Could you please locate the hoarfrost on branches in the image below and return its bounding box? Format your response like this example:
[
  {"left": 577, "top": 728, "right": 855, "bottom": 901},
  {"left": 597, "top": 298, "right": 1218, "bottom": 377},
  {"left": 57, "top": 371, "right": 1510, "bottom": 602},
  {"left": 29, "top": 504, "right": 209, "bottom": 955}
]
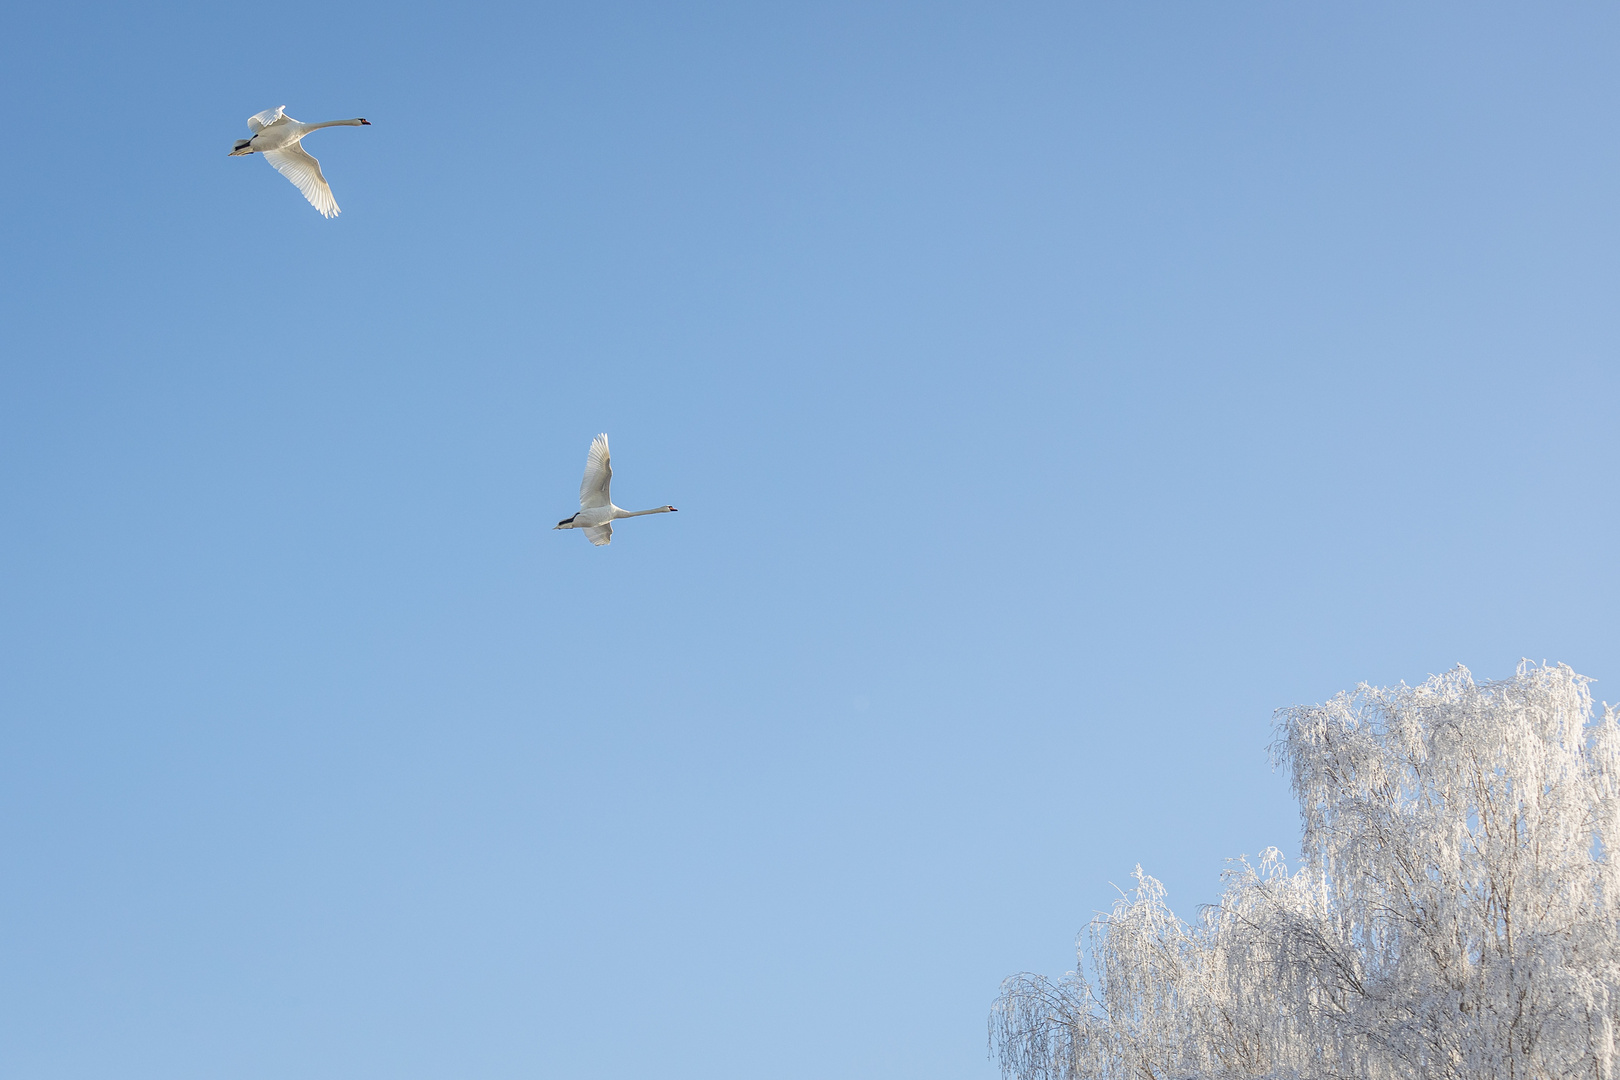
[{"left": 991, "top": 663, "right": 1620, "bottom": 1080}]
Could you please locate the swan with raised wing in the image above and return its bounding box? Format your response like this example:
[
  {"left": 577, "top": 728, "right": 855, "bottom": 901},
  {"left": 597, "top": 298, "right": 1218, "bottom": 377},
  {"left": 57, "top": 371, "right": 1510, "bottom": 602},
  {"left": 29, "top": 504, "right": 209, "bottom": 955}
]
[
  {"left": 555, "top": 434, "right": 677, "bottom": 546},
  {"left": 229, "top": 106, "right": 370, "bottom": 218}
]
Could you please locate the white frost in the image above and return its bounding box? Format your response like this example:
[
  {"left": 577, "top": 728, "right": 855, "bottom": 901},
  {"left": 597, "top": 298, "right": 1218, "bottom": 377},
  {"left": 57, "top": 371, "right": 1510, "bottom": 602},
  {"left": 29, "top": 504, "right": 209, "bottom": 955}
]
[{"left": 992, "top": 663, "right": 1620, "bottom": 1080}]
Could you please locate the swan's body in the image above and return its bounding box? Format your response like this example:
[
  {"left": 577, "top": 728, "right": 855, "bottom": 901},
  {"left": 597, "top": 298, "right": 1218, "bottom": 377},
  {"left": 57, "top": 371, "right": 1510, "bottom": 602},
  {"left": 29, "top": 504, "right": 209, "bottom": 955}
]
[
  {"left": 229, "top": 106, "right": 370, "bottom": 218},
  {"left": 555, "top": 434, "right": 677, "bottom": 546}
]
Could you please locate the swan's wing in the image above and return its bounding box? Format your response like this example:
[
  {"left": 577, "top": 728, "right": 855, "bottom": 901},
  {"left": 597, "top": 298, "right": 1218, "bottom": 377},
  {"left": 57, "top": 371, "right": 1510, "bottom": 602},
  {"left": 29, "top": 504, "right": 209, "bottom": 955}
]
[
  {"left": 579, "top": 434, "right": 612, "bottom": 509},
  {"left": 584, "top": 523, "right": 613, "bottom": 546},
  {"left": 262, "top": 144, "right": 340, "bottom": 218},
  {"left": 246, "top": 105, "right": 289, "bottom": 133}
]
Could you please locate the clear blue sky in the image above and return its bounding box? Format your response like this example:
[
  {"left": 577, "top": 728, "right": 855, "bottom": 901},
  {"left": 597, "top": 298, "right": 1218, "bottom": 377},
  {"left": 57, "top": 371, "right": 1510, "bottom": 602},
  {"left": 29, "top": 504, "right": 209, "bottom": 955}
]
[{"left": 3, "top": 3, "right": 1619, "bottom": 1077}]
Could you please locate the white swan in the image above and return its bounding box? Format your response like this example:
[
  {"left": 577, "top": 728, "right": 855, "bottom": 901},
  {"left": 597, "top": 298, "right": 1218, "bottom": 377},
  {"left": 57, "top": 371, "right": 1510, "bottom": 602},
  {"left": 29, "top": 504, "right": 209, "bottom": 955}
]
[
  {"left": 554, "top": 434, "right": 677, "bottom": 546},
  {"left": 229, "top": 106, "right": 370, "bottom": 218}
]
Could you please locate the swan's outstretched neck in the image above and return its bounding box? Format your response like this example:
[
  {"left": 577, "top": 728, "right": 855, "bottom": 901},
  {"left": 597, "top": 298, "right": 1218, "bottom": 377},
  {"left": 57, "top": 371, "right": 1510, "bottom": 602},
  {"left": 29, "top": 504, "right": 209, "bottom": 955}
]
[
  {"left": 617, "top": 505, "right": 678, "bottom": 518},
  {"left": 305, "top": 118, "right": 371, "bottom": 130}
]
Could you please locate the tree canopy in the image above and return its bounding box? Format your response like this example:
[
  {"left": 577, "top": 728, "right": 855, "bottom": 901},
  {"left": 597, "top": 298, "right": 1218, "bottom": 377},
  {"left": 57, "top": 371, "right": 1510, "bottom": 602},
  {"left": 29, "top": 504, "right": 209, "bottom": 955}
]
[{"left": 992, "top": 663, "right": 1620, "bottom": 1080}]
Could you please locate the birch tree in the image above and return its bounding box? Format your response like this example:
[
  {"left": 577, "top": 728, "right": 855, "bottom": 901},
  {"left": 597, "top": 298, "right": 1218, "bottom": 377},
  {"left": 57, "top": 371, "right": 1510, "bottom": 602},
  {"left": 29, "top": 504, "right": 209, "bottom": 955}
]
[{"left": 991, "top": 663, "right": 1620, "bottom": 1080}]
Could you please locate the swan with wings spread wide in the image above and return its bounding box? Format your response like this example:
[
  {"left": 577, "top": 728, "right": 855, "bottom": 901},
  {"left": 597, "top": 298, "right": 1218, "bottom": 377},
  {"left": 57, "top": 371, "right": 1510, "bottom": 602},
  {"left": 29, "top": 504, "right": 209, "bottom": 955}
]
[
  {"left": 555, "top": 434, "right": 677, "bottom": 546},
  {"left": 229, "top": 106, "right": 370, "bottom": 218}
]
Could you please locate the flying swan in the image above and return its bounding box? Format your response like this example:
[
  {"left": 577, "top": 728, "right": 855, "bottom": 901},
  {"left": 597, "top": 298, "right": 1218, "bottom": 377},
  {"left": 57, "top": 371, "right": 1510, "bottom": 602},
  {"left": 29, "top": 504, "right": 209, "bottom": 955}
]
[
  {"left": 229, "top": 106, "right": 370, "bottom": 218},
  {"left": 555, "top": 434, "right": 677, "bottom": 546}
]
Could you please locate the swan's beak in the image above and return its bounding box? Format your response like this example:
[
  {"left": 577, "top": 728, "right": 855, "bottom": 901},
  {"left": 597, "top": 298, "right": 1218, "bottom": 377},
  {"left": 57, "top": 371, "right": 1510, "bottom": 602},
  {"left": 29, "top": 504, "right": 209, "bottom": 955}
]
[{"left": 360, "top": 119, "right": 371, "bottom": 125}]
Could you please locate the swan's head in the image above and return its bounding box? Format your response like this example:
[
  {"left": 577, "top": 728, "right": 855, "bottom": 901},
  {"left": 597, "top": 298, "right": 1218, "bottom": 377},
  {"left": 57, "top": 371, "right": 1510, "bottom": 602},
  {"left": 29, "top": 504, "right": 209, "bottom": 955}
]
[
  {"left": 229, "top": 139, "right": 253, "bottom": 156},
  {"left": 554, "top": 514, "right": 578, "bottom": 530}
]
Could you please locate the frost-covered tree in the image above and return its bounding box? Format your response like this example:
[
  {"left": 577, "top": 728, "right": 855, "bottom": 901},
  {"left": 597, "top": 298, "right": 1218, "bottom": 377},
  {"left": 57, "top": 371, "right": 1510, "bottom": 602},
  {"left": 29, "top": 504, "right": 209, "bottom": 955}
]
[{"left": 991, "top": 663, "right": 1620, "bottom": 1080}]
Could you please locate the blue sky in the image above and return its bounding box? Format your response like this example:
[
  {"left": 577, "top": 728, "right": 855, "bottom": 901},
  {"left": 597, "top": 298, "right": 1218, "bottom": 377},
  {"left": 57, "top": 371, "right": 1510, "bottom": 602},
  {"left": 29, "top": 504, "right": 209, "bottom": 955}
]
[{"left": 4, "top": 3, "right": 1620, "bottom": 1077}]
